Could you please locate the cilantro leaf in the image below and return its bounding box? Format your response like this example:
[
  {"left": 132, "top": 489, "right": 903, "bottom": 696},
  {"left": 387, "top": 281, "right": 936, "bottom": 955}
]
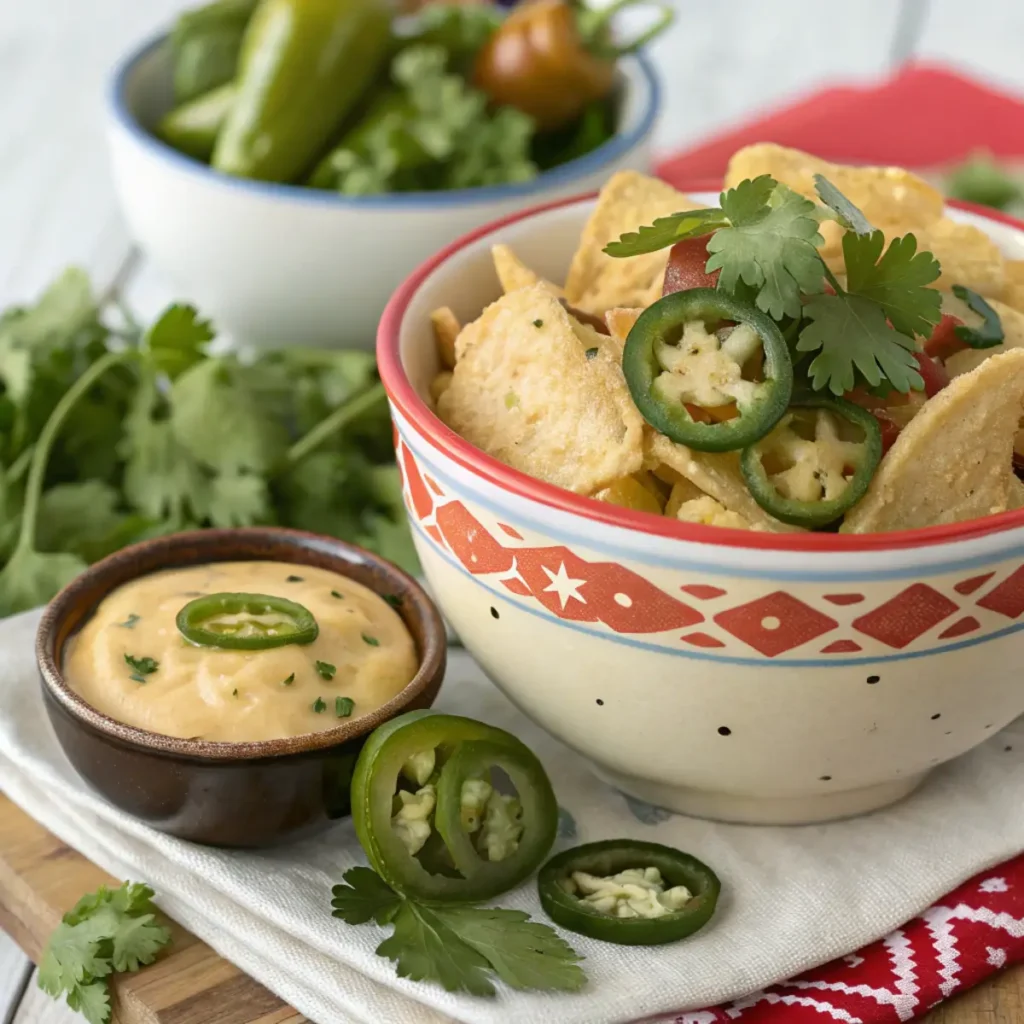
[
  {"left": 124, "top": 654, "right": 158, "bottom": 676},
  {"left": 143, "top": 303, "right": 214, "bottom": 380},
  {"left": 951, "top": 284, "right": 1005, "bottom": 348},
  {"left": 432, "top": 906, "right": 586, "bottom": 993},
  {"left": 206, "top": 470, "right": 272, "bottom": 528},
  {"left": 66, "top": 981, "right": 111, "bottom": 1024},
  {"left": 171, "top": 357, "right": 287, "bottom": 475},
  {"left": 331, "top": 867, "right": 403, "bottom": 925},
  {"left": 706, "top": 177, "right": 825, "bottom": 319},
  {"left": 603, "top": 208, "right": 730, "bottom": 258},
  {"left": 843, "top": 231, "right": 942, "bottom": 337},
  {"left": 378, "top": 901, "right": 497, "bottom": 997},
  {"left": 0, "top": 547, "right": 86, "bottom": 617},
  {"left": 813, "top": 174, "right": 874, "bottom": 235},
  {"left": 38, "top": 881, "right": 170, "bottom": 1024},
  {"left": 797, "top": 292, "right": 924, "bottom": 395},
  {"left": 36, "top": 482, "right": 151, "bottom": 563}
]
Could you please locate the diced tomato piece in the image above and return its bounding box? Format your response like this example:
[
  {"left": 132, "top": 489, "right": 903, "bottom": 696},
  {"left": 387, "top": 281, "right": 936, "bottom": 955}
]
[
  {"left": 663, "top": 235, "right": 719, "bottom": 295},
  {"left": 914, "top": 351, "right": 950, "bottom": 398},
  {"left": 924, "top": 314, "right": 968, "bottom": 361}
]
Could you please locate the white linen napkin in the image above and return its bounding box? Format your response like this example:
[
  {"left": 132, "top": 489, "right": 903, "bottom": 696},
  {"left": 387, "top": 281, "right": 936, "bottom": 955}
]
[{"left": 2, "top": 607, "right": 1023, "bottom": 1024}]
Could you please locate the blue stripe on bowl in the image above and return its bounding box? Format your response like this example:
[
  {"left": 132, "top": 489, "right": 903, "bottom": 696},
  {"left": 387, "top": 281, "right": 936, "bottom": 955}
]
[
  {"left": 411, "top": 518, "right": 1024, "bottom": 667},
  {"left": 107, "top": 32, "right": 661, "bottom": 209}
]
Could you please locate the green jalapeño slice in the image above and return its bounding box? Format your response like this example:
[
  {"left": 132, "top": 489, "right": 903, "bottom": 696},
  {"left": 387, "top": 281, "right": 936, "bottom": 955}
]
[
  {"left": 351, "top": 711, "right": 558, "bottom": 903},
  {"left": 622, "top": 288, "right": 793, "bottom": 452},
  {"left": 176, "top": 592, "right": 319, "bottom": 650},
  {"left": 740, "top": 394, "right": 883, "bottom": 528}
]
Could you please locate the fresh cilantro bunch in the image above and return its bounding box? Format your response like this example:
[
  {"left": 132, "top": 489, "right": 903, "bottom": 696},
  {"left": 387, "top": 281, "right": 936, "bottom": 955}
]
[
  {"left": 332, "top": 867, "right": 586, "bottom": 996},
  {"left": 0, "top": 269, "right": 417, "bottom": 618},
  {"left": 312, "top": 44, "right": 537, "bottom": 195},
  {"left": 38, "top": 881, "right": 171, "bottom": 1024},
  {"left": 605, "top": 174, "right": 945, "bottom": 397}
]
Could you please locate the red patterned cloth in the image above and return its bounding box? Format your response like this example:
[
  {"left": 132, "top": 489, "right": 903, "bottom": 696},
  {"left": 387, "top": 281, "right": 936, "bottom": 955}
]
[{"left": 640, "top": 822, "right": 1024, "bottom": 1022}]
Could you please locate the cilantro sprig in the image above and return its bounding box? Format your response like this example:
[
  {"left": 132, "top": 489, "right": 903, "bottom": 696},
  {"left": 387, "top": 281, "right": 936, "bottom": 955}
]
[
  {"left": 332, "top": 867, "right": 586, "bottom": 996},
  {"left": 0, "top": 271, "right": 419, "bottom": 618},
  {"left": 604, "top": 174, "right": 946, "bottom": 396},
  {"left": 38, "top": 882, "right": 171, "bottom": 1024}
]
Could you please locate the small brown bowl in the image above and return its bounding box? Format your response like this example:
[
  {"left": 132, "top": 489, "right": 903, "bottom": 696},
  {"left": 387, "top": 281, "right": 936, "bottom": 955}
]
[{"left": 36, "top": 528, "right": 446, "bottom": 848}]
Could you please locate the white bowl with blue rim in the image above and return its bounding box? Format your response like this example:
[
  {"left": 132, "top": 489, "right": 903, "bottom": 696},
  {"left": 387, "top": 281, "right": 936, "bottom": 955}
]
[
  {"left": 377, "top": 191, "right": 1024, "bottom": 826},
  {"left": 105, "top": 33, "right": 660, "bottom": 349}
]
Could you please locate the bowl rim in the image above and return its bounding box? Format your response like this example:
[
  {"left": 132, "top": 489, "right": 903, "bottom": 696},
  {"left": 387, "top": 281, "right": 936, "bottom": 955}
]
[
  {"left": 377, "top": 191, "right": 1024, "bottom": 554},
  {"left": 36, "top": 527, "right": 447, "bottom": 762},
  {"left": 107, "top": 31, "right": 660, "bottom": 210}
]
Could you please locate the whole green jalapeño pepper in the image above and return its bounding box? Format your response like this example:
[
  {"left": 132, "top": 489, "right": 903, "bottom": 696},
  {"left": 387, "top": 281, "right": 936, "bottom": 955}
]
[
  {"left": 622, "top": 288, "right": 793, "bottom": 453},
  {"left": 212, "top": 0, "right": 391, "bottom": 183},
  {"left": 351, "top": 711, "right": 558, "bottom": 903},
  {"left": 740, "top": 394, "right": 883, "bottom": 528},
  {"left": 158, "top": 83, "right": 237, "bottom": 162},
  {"left": 538, "top": 839, "right": 721, "bottom": 946},
  {"left": 176, "top": 592, "right": 319, "bottom": 649}
]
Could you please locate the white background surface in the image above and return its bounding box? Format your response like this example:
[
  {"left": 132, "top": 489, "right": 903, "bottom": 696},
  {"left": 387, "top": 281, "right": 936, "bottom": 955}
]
[{"left": 3, "top": 0, "right": 1024, "bottom": 1020}]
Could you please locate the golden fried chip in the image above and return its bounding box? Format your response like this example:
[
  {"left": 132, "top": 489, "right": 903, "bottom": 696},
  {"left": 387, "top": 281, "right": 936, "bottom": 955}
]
[
  {"left": 644, "top": 431, "right": 802, "bottom": 533},
  {"left": 491, "top": 244, "right": 561, "bottom": 296},
  {"left": 429, "top": 371, "right": 452, "bottom": 405},
  {"left": 437, "top": 286, "right": 644, "bottom": 494},
  {"left": 945, "top": 296, "right": 1024, "bottom": 378},
  {"left": 564, "top": 172, "right": 699, "bottom": 315},
  {"left": 1000, "top": 259, "right": 1024, "bottom": 314},
  {"left": 665, "top": 477, "right": 706, "bottom": 517},
  {"left": 842, "top": 349, "right": 1024, "bottom": 533},
  {"left": 915, "top": 218, "right": 1006, "bottom": 297},
  {"left": 675, "top": 495, "right": 754, "bottom": 530},
  {"left": 605, "top": 307, "right": 643, "bottom": 347},
  {"left": 726, "top": 144, "right": 947, "bottom": 262},
  {"left": 430, "top": 307, "right": 461, "bottom": 369}
]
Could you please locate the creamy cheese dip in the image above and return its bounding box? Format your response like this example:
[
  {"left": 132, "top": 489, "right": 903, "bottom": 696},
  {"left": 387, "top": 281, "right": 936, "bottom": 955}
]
[{"left": 64, "top": 561, "right": 418, "bottom": 742}]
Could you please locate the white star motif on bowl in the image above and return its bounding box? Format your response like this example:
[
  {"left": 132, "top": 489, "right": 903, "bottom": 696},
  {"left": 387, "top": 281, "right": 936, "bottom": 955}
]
[
  {"left": 979, "top": 876, "right": 1009, "bottom": 893},
  {"left": 541, "top": 562, "right": 588, "bottom": 609}
]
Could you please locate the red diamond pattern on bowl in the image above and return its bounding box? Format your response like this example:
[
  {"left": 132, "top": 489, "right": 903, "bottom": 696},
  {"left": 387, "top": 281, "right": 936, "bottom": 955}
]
[
  {"left": 823, "top": 593, "right": 865, "bottom": 605},
  {"left": 821, "top": 639, "right": 863, "bottom": 653},
  {"left": 852, "top": 583, "right": 958, "bottom": 648},
  {"left": 954, "top": 572, "right": 995, "bottom": 595},
  {"left": 977, "top": 565, "right": 1024, "bottom": 619},
  {"left": 714, "top": 593, "right": 838, "bottom": 657},
  {"left": 681, "top": 584, "right": 727, "bottom": 600},
  {"left": 681, "top": 631, "right": 726, "bottom": 648},
  {"left": 939, "top": 615, "right": 981, "bottom": 639}
]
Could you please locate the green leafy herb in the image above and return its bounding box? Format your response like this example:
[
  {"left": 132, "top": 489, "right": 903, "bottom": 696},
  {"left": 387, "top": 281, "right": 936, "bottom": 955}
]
[
  {"left": 812, "top": 174, "right": 874, "bottom": 235},
  {"left": 286, "top": 574, "right": 304, "bottom": 582},
  {"left": 603, "top": 208, "right": 730, "bottom": 257},
  {"left": 585, "top": 347, "right": 599, "bottom": 360},
  {"left": 38, "top": 881, "right": 171, "bottom": 1024},
  {"left": 282, "top": 673, "right": 295, "bottom": 686},
  {"left": 951, "top": 284, "right": 1005, "bottom": 348},
  {"left": 118, "top": 614, "right": 140, "bottom": 629},
  {"left": 335, "top": 696, "right": 355, "bottom": 718},
  {"left": 532, "top": 319, "right": 544, "bottom": 328},
  {"left": 382, "top": 593, "right": 401, "bottom": 609},
  {"left": 331, "top": 590, "right": 345, "bottom": 599},
  {"left": 706, "top": 177, "right": 826, "bottom": 319},
  {"left": 945, "top": 151, "right": 1024, "bottom": 212},
  {"left": 362, "top": 633, "right": 380, "bottom": 647},
  {"left": 796, "top": 229, "right": 942, "bottom": 395},
  {"left": 316, "top": 660, "right": 337, "bottom": 680},
  {"left": 398, "top": 3, "right": 502, "bottom": 67},
  {"left": 124, "top": 654, "right": 158, "bottom": 677},
  {"left": 0, "top": 270, "right": 419, "bottom": 620},
  {"left": 331, "top": 868, "right": 585, "bottom": 996},
  {"left": 312, "top": 696, "right": 327, "bottom": 714}
]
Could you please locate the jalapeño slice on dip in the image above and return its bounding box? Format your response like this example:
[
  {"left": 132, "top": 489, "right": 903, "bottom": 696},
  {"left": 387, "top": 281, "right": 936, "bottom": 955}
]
[{"left": 62, "top": 562, "right": 417, "bottom": 743}]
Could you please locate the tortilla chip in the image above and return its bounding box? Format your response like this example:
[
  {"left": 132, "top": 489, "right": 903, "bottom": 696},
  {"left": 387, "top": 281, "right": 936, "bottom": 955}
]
[
  {"left": 675, "top": 495, "right": 754, "bottom": 530},
  {"left": 564, "top": 172, "right": 700, "bottom": 315},
  {"left": 644, "top": 430, "right": 802, "bottom": 533},
  {"left": 1000, "top": 259, "right": 1024, "bottom": 314},
  {"left": 842, "top": 349, "right": 1024, "bottom": 532},
  {"left": 437, "top": 286, "right": 644, "bottom": 494},
  {"left": 665, "top": 477, "right": 706, "bottom": 517},
  {"left": 492, "top": 244, "right": 561, "bottom": 296},
  {"left": 429, "top": 371, "right": 452, "bottom": 404},
  {"left": 914, "top": 218, "right": 1006, "bottom": 297},
  {"left": 945, "top": 296, "right": 1024, "bottom": 379},
  {"left": 606, "top": 307, "right": 644, "bottom": 347},
  {"left": 430, "top": 307, "right": 460, "bottom": 369}
]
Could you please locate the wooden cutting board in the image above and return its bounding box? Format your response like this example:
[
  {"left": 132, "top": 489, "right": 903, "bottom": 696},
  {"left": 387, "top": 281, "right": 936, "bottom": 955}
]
[
  {"left": 0, "top": 794, "right": 305, "bottom": 1024},
  {"left": 1, "top": 792, "right": 1021, "bottom": 1024}
]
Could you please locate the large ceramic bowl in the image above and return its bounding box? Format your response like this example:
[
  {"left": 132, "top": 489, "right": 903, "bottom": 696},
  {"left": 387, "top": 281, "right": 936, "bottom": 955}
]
[
  {"left": 377, "top": 192, "right": 1024, "bottom": 826},
  {"left": 36, "top": 528, "right": 446, "bottom": 847},
  {"left": 105, "top": 33, "right": 659, "bottom": 349}
]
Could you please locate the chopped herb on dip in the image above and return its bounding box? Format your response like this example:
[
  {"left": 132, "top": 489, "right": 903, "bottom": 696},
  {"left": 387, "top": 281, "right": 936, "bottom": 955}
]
[
  {"left": 316, "top": 660, "right": 337, "bottom": 680},
  {"left": 312, "top": 697, "right": 327, "bottom": 714},
  {"left": 336, "top": 696, "right": 355, "bottom": 718}
]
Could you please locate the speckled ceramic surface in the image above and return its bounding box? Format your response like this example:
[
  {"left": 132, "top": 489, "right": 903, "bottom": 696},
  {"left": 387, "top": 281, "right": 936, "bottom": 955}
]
[
  {"left": 36, "top": 528, "right": 447, "bottom": 846},
  {"left": 377, "top": 195, "right": 1024, "bottom": 825}
]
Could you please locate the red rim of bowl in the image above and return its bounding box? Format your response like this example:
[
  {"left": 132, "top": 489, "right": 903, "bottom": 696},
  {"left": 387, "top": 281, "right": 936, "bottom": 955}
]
[{"left": 377, "top": 190, "right": 1024, "bottom": 553}]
